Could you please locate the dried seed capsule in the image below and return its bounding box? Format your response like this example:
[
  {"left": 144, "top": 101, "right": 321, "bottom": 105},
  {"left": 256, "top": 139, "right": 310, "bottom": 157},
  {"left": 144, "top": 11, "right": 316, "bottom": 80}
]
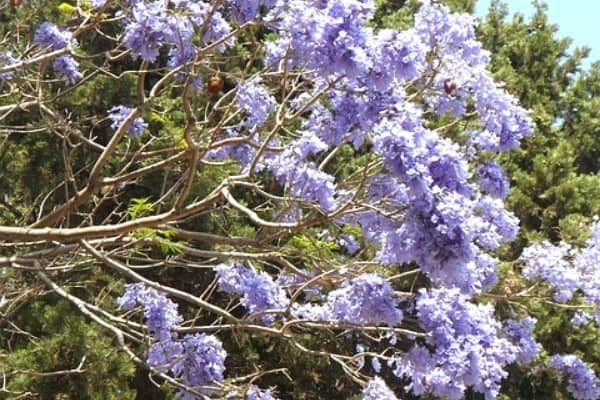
[
  {"left": 443, "top": 78, "right": 457, "bottom": 95},
  {"left": 207, "top": 75, "right": 224, "bottom": 95}
]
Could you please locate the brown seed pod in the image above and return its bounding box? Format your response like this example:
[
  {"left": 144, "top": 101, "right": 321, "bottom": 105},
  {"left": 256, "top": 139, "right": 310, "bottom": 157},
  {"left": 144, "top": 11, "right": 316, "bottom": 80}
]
[
  {"left": 207, "top": 75, "right": 224, "bottom": 95},
  {"left": 9, "top": 0, "right": 22, "bottom": 6},
  {"left": 443, "top": 78, "right": 457, "bottom": 95}
]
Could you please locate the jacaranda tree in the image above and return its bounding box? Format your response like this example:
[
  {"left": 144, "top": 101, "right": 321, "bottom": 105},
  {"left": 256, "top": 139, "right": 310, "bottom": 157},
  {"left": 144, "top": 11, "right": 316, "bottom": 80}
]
[{"left": 0, "top": 0, "right": 599, "bottom": 399}]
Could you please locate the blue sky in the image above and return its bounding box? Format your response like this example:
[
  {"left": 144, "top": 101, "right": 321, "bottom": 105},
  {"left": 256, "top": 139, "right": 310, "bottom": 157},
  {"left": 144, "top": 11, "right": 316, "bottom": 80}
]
[{"left": 475, "top": 0, "right": 599, "bottom": 69}]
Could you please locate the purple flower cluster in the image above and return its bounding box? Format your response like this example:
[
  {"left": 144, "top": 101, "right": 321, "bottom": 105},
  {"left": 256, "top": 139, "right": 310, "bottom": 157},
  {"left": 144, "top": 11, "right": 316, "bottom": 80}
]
[
  {"left": 122, "top": 0, "right": 233, "bottom": 64},
  {"left": 214, "top": 263, "right": 289, "bottom": 324},
  {"left": 362, "top": 377, "right": 398, "bottom": 400},
  {"left": 204, "top": 127, "right": 260, "bottom": 172},
  {"left": 522, "top": 240, "right": 582, "bottom": 300},
  {"left": 123, "top": 1, "right": 174, "bottom": 63},
  {"left": 393, "top": 288, "right": 516, "bottom": 400},
  {"left": 502, "top": 317, "right": 541, "bottom": 363},
  {"left": 339, "top": 234, "right": 360, "bottom": 255},
  {"left": 549, "top": 354, "right": 600, "bottom": 400},
  {"left": 292, "top": 273, "right": 402, "bottom": 327},
  {"left": 52, "top": 56, "right": 83, "bottom": 85},
  {"left": 327, "top": 273, "right": 403, "bottom": 326},
  {"left": 33, "top": 22, "right": 72, "bottom": 50},
  {"left": 522, "top": 219, "right": 600, "bottom": 324},
  {"left": 414, "top": 3, "right": 533, "bottom": 150},
  {"left": 266, "top": 132, "right": 336, "bottom": 211},
  {"left": 246, "top": 385, "right": 280, "bottom": 400},
  {"left": 0, "top": 51, "right": 18, "bottom": 81},
  {"left": 265, "top": 0, "right": 376, "bottom": 78},
  {"left": 573, "top": 222, "right": 600, "bottom": 324},
  {"left": 33, "top": 23, "right": 81, "bottom": 85},
  {"left": 478, "top": 161, "right": 510, "bottom": 199},
  {"left": 107, "top": 105, "right": 148, "bottom": 137},
  {"left": 361, "top": 107, "right": 518, "bottom": 293},
  {"left": 226, "top": 0, "right": 276, "bottom": 24},
  {"left": 118, "top": 282, "right": 182, "bottom": 342},
  {"left": 282, "top": 164, "right": 337, "bottom": 211},
  {"left": 236, "top": 77, "right": 276, "bottom": 128},
  {"left": 118, "top": 283, "right": 226, "bottom": 397},
  {"left": 175, "top": 333, "right": 227, "bottom": 399},
  {"left": 175, "top": 0, "right": 536, "bottom": 306}
]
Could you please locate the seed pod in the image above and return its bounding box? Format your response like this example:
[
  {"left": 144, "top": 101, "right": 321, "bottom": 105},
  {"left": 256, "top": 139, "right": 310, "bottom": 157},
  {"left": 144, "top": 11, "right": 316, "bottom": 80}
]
[
  {"left": 443, "top": 78, "right": 457, "bottom": 95},
  {"left": 207, "top": 75, "right": 224, "bottom": 95},
  {"left": 9, "top": 0, "right": 22, "bottom": 6}
]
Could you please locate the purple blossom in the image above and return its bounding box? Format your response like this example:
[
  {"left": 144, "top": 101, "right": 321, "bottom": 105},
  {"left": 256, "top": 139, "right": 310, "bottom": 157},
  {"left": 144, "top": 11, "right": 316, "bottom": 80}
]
[
  {"left": 119, "top": 284, "right": 227, "bottom": 397},
  {"left": 147, "top": 339, "right": 184, "bottom": 372},
  {"left": 227, "top": 0, "right": 273, "bottom": 24},
  {"left": 339, "top": 234, "right": 360, "bottom": 255},
  {"left": 174, "top": 333, "right": 227, "bottom": 397},
  {"left": 377, "top": 195, "right": 478, "bottom": 292},
  {"left": 394, "top": 288, "right": 517, "bottom": 400},
  {"left": 165, "top": 13, "right": 196, "bottom": 69},
  {"left": 236, "top": 77, "right": 276, "bottom": 128},
  {"left": 204, "top": 128, "right": 259, "bottom": 171},
  {"left": 502, "top": 317, "right": 541, "bottom": 363},
  {"left": 276, "top": 271, "right": 322, "bottom": 298},
  {"left": 290, "top": 302, "right": 332, "bottom": 321},
  {"left": 414, "top": 2, "right": 533, "bottom": 148},
  {"left": 188, "top": 3, "right": 234, "bottom": 50},
  {"left": 52, "top": 55, "right": 82, "bottom": 85},
  {"left": 122, "top": 0, "right": 233, "bottom": 63},
  {"left": 478, "top": 161, "right": 510, "bottom": 199},
  {"left": 362, "top": 377, "right": 398, "bottom": 400},
  {"left": 246, "top": 385, "right": 280, "bottom": 400},
  {"left": 122, "top": 1, "right": 172, "bottom": 62},
  {"left": 107, "top": 105, "right": 148, "bottom": 137},
  {"left": 265, "top": 0, "right": 375, "bottom": 78},
  {"left": 33, "top": 22, "right": 72, "bottom": 50},
  {"left": 90, "top": 0, "right": 107, "bottom": 8},
  {"left": 549, "top": 354, "right": 600, "bottom": 400},
  {"left": 368, "top": 28, "right": 426, "bottom": 89},
  {"left": 475, "top": 196, "right": 519, "bottom": 250},
  {"left": 118, "top": 283, "right": 183, "bottom": 342},
  {"left": 366, "top": 174, "right": 410, "bottom": 205},
  {"left": 264, "top": 130, "right": 337, "bottom": 210},
  {"left": 214, "top": 263, "right": 289, "bottom": 324},
  {"left": 327, "top": 273, "right": 403, "bottom": 326},
  {"left": 573, "top": 222, "right": 600, "bottom": 322},
  {"left": 572, "top": 312, "right": 592, "bottom": 327},
  {"left": 291, "top": 273, "right": 403, "bottom": 327},
  {"left": 285, "top": 164, "right": 336, "bottom": 211},
  {"left": 289, "top": 131, "right": 328, "bottom": 160},
  {"left": 472, "top": 75, "right": 534, "bottom": 151},
  {"left": 0, "top": 52, "right": 18, "bottom": 80},
  {"left": 521, "top": 220, "right": 600, "bottom": 325},
  {"left": 521, "top": 241, "right": 579, "bottom": 303}
]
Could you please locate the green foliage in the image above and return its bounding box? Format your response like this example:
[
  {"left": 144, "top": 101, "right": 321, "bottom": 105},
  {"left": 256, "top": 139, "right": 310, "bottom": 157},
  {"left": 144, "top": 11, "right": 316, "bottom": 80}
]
[
  {"left": 1, "top": 299, "right": 136, "bottom": 399},
  {"left": 286, "top": 232, "right": 340, "bottom": 264},
  {"left": 128, "top": 197, "right": 154, "bottom": 219},
  {"left": 133, "top": 228, "right": 186, "bottom": 255}
]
